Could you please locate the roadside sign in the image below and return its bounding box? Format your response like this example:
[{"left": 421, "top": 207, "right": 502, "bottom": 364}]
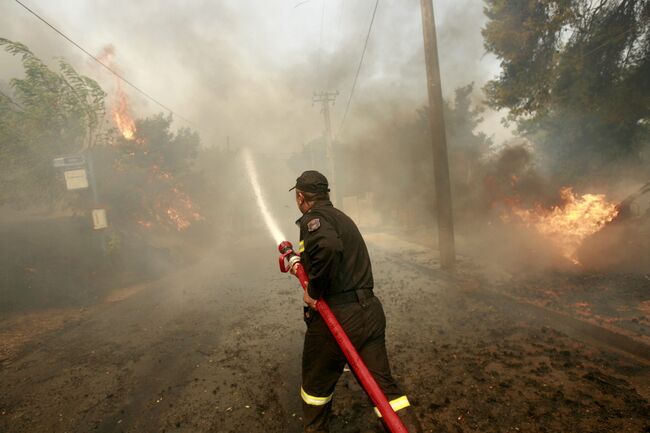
[
  {"left": 64, "top": 168, "right": 89, "bottom": 190},
  {"left": 53, "top": 155, "right": 85, "bottom": 169},
  {"left": 92, "top": 209, "right": 108, "bottom": 230}
]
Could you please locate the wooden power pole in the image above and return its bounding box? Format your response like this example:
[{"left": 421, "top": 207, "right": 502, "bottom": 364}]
[
  {"left": 313, "top": 91, "right": 340, "bottom": 205},
  {"left": 420, "top": 0, "right": 456, "bottom": 269}
]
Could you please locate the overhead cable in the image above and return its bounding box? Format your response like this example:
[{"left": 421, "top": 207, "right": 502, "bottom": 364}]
[
  {"left": 337, "top": 0, "right": 379, "bottom": 136},
  {"left": 13, "top": 0, "right": 194, "bottom": 125}
]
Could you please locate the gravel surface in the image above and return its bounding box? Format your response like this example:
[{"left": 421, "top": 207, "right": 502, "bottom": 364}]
[{"left": 1, "top": 230, "right": 648, "bottom": 432}]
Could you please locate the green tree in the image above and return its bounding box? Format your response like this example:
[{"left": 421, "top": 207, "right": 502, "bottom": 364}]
[
  {"left": 482, "top": 0, "right": 650, "bottom": 182},
  {"left": 0, "top": 38, "right": 106, "bottom": 208}
]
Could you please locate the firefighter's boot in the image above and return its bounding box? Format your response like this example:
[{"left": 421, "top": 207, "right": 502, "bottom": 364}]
[{"left": 378, "top": 408, "right": 423, "bottom": 433}]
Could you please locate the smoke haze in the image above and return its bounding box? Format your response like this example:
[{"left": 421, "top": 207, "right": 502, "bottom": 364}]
[
  {"left": 0, "top": 0, "right": 508, "bottom": 154},
  {"left": 2, "top": 3, "right": 650, "bottom": 432},
  {"left": 2, "top": 0, "right": 647, "bottom": 272}
]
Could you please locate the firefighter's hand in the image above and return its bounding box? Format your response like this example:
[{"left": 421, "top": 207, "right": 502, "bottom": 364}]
[{"left": 303, "top": 291, "right": 318, "bottom": 310}]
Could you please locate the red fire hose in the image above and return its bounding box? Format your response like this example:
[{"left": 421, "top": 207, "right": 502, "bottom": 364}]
[{"left": 278, "top": 241, "right": 409, "bottom": 433}]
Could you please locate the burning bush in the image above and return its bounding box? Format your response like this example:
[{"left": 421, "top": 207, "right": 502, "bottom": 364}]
[
  {"left": 97, "top": 113, "right": 204, "bottom": 232},
  {"left": 501, "top": 187, "right": 619, "bottom": 264}
]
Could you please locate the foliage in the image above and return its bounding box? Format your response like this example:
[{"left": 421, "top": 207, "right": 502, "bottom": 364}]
[
  {"left": 444, "top": 83, "right": 494, "bottom": 212},
  {"left": 0, "top": 38, "right": 106, "bottom": 208},
  {"left": 108, "top": 113, "right": 199, "bottom": 174},
  {"left": 445, "top": 83, "right": 493, "bottom": 170},
  {"left": 483, "top": 0, "right": 650, "bottom": 181},
  {"left": 96, "top": 113, "right": 202, "bottom": 230}
]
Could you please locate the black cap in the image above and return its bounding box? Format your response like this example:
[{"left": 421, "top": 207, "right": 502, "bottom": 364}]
[{"left": 289, "top": 170, "right": 330, "bottom": 193}]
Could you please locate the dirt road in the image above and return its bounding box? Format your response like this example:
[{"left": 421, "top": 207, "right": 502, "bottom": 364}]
[{"left": 1, "top": 231, "right": 648, "bottom": 432}]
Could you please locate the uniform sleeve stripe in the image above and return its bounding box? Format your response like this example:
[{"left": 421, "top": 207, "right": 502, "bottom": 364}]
[
  {"left": 299, "top": 240, "right": 305, "bottom": 253},
  {"left": 300, "top": 386, "right": 333, "bottom": 406},
  {"left": 373, "top": 395, "right": 410, "bottom": 417}
]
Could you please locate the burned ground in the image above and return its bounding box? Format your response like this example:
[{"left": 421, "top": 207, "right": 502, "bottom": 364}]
[{"left": 1, "top": 228, "right": 648, "bottom": 433}]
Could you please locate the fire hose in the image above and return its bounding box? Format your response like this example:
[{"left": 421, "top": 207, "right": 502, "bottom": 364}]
[{"left": 278, "top": 241, "right": 409, "bottom": 433}]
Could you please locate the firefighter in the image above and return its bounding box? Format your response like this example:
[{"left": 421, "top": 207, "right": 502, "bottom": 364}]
[{"left": 290, "top": 170, "right": 422, "bottom": 433}]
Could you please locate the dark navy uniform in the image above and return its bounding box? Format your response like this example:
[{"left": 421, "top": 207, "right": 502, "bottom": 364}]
[
  {"left": 296, "top": 198, "right": 419, "bottom": 433},
  {"left": 298, "top": 200, "right": 373, "bottom": 301}
]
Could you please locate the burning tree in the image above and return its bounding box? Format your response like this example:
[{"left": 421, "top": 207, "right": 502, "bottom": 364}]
[
  {"left": 479, "top": 1, "right": 648, "bottom": 267},
  {"left": 0, "top": 38, "right": 205, "bottom": 232},
  {"left": 90, "top": 45, "right": 204, "bottom": 233},
  {"left": 98, "top": 111, "right": 203, "bottom": 232}
]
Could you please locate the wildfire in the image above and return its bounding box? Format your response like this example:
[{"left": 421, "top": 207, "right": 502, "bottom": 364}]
[
  {"left": 97, "top": 45, "right": 137, "bottom": 141},
  {"left": 99, "top": 44, "right": 203, "bottom": 231},
  {"left": 151, "top": 166, "right": 204, "bottom": 231},
  {"left": 161, "top": 185, "right": 204, "bottom": 232},
  {"left": 113, "top": 86, "right": 137, "bottom": 140},
  {"left": 137, "top": 220, "right": 153, "bottom": 229},
  {"left": 505, "top": 187, "right": 619, "bottom": 264}
]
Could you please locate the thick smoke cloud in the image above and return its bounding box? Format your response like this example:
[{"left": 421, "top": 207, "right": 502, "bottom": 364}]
[
  {"left": 1, "top": 0, "right": 547, "bottom": 267},
  {"left": 0, "top": 0, "right": 507, "bottom": 153},
  {"left": 4, "top": 2, "right": 643, "bottom": 271}
]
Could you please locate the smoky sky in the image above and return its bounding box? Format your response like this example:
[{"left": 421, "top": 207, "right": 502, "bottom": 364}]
[{"left": 0, "top": 0, "right": 510, "bottom": 152}]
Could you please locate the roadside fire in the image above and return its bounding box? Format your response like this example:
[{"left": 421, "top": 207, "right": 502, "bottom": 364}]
[
  {"left": 151, "top": 166, "right": 204, "bottom": 231},
  {"left": 502, "top": 187, "right": 619, "bottom": 264},
  {"left": 131, "top": 167, "right": 203, "bottom": 231},
  {"left": 137, "top": 220, "right": 153, "bottom": 229},
  {"left": 97, "top": 45, "right": 137, "bottom": 142},
  {"left": 113, "top": 85, "right": 136, "bottom": 141},
  {"left": 131, "top": 149, "right": 203, "bottom": 232},
  {"left": 102, "top": 45, "right": 203, "bottom": 231}
]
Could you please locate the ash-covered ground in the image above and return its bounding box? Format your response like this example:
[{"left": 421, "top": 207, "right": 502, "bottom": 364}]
[{"left": 1, "top": 228, "right": 649, "bottom": 433}]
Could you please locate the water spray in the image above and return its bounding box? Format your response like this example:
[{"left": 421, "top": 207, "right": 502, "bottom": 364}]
[{"left": 243, "top": 148, "right": 286, "bottom": 244}]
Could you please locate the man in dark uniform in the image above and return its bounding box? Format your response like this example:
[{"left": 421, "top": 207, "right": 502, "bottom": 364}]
[{"left": 290, "top": 170, "right": 422, "bottom": 433}]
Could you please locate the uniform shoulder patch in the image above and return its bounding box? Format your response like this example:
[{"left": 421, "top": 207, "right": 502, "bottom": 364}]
[{"left": 307, "top": 218, "right": 321, "bottom": 232}]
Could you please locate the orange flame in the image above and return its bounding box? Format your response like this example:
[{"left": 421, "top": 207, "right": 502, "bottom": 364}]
[
  {"left": 166, "top": 207, "right": 192, "bottom": 231},
  {"left": 98, "top": 43, "right": 203, "bottom": 231},
  {"left": 151, "top": 165, "right": 203, "bottom": 231},
  {"left": 97, "top": 45, "right": 137, "bottom": 141},
  {"left": 505, "top": 187, "right": 619, "bottom": 264},
  {"left": 137, "top": 220, "right": 153, "bottom": 229},
  {"left": 112, "top": 86, "right": 137, "bottom": 140}
]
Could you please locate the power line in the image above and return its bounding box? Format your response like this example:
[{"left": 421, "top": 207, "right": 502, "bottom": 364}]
[
  {"left": 317, "top": 0, "right": 326, "bottom": 82},
  {"left": 319, "top": 0, "right": 326, "bottom": 50},
  {"left": 12, "top": 0, "right": 194, "bottom": 126},
  {"left": 337, "top": 0, "right": 379, "bottom": 136},
  {"left": 326, "top": 0, "right": 346, "bottom": 89},
  {"left": 293, "top": 0, "right": 311, "bottom": 8}
]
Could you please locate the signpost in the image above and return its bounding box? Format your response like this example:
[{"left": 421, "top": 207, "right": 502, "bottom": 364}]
[
  {"left": 53, "top": 155, "right": 85, "bottom": 169},
  {"left": 92, "top": 209, "right": 108, "bottom": 230},
  {"left": 53, "top": 152, "right": 108, "bottom": 250},
  {"left": 63, "top": 168, "right": 89, "bottom": 190}
]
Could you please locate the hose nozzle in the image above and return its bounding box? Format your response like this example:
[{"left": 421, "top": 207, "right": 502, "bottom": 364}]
[
  {"left": 278, "top": 240, "right": 294, "bottom": 255},
  {"left": 278, "top": 241, "right": 300, "bottom": 273}
]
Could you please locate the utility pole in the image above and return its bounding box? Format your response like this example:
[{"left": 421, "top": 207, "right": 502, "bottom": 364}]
[
  {"left": 313, "top": 91, "right": 340, "bottom": 205},
  {"left": 420, "top": 0, "right": 456, "bottom": 269}
]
